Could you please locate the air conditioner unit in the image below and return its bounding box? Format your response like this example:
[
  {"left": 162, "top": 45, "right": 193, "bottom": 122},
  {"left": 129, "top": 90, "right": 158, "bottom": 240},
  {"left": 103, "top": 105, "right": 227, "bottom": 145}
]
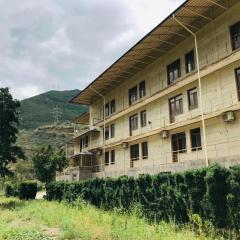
[
  {"left": 122, "top": 142, "right": 129, "bottom": 149},
  {"left": 160, "top": 130, "right": 169, "bottom": 139},
  {"left": 222, "top": 111, "right": 235, "bottom": 123}
]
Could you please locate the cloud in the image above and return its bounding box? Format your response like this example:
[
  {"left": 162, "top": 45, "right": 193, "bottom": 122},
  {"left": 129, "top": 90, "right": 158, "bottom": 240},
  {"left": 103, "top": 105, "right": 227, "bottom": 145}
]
[
  {"left": 0, "top": 0, "right": 184, "bottom": 100},
  {"left": 41, "top": 27, "right": 72, "bottom": 55}
]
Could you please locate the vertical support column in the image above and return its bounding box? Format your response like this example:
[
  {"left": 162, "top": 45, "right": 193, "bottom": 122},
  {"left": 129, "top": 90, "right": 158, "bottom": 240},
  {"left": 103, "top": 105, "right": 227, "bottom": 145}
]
[
  {"left": 79, "top": 155, "right": 82, "bottom": 181},
  {"left": 89, "top": 86, "right": 106, "bottom": 176}
]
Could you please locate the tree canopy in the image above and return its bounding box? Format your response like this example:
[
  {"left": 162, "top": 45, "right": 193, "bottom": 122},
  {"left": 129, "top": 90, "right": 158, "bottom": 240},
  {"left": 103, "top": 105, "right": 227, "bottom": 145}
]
[
  {"left": 32, "top": 145, "right": 68, "bottom": 184},
  {"left": 0, "top": 87, "right": 24, "bottom": 177}
]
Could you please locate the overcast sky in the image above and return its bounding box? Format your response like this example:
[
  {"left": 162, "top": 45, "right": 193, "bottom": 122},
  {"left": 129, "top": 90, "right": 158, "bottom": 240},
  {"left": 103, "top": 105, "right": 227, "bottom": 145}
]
[{"left": 0, "top": 0, "right": 184, "bottom": 100}]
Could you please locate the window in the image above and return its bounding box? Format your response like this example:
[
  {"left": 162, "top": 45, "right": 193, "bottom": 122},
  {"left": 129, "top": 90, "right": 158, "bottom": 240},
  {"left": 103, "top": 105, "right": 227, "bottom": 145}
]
[
  {"left": 230, "top": 21, "right": 240, "bottom": 51},
  {"left": 142, "top": 142, "right": 148, "bottom": 159},
  {"left": 105, "top": 103, "right": 109, "bottom": 117},
  {"left": 111, "top": 150, "right": 115, "bottom": 165},
  {"left": 110, "top": 99, "right": 116, "bottom": 114},
  {"left": 188, "top": 88, "right": 198, "bottom": 110},
  {"left": 169, "top": 94, "right": 183, "bottom": 123},
  {"left": 190, "top": 128, "right": 202, "bottom": 151},
  {"left": 105, "top": 126, "right": 109, "bottom": 140},
  {"left": 140, "top": 110, "right": 147, "bottom": 127},
  {"left": 139, "top": 80, "right": 146, "bottom": 98},
  {"left": 80, "top": 139, "right": 82, "bottom": 151},
  {"left": 129, "top": 114, "right": 138, "bottom": 135},
  {"left": 185, "top": 50, "right": 195, "bottom": 73},
  {"left": 130, "top": 144, "right": 139, "bottom": 161},
  {"left": 129, "top": 86, "right": 138, "bottom": 105},
  {"left": 110, "top": 124, "right": 115, "bottom": 138},
  {"left": 171, "top": 132, "right": 186, "bottom": 162},
  {"left": 105, "top": 151, "right": 109, "bottom": 166},
  {"left": 167, "top": 59, "right": 181, "bottom": 85},
  {"left": 80, "top": 135, "right": 89, "bottom": 150},
  {"left": 235, "top": 68, "right": 240, "bottom": 100}
]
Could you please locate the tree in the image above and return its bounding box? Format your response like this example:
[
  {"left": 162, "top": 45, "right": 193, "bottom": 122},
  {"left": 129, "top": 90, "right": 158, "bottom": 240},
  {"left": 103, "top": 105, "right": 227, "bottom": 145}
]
[
  {"left": 32, "top": 145, "right": 68, "bottom": 184},
  {"left": 0, "top": 87, "right": 24, "bottom": 177},
  {"left": 12, "top": 160, "right": 35, "bottom": 181}
]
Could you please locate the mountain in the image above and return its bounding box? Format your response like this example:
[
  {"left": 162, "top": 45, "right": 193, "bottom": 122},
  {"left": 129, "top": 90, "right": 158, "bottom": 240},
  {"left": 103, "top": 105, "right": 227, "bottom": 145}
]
[{"left": 19, "top": 89, "right": 88, "bottom": 129}]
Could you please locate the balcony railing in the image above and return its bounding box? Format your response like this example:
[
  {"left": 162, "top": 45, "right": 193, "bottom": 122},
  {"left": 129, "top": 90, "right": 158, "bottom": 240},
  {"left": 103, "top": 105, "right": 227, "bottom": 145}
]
[
  {"left": 88, "top": 137, "right": 240, "bottom": 178},
  {"left": 74, "top": 124, "right": 90, "bottom": 136},
  {"left": 61, "top": 137, "right": 240, "bottom": 180},
  {"left": 73, "top": 124, "right": 101, "bottom": 138}
]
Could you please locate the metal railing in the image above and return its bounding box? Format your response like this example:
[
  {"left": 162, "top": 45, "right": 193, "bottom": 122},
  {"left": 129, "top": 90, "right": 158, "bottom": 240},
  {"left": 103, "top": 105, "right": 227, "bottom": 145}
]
[
  {"left": 73, "top": 124, "right": 90, "bottom": 136},
  {"left": 89, "top": 137, "right": 240, "bottom": 178},
  {"left": 60, "top": 137, "right": 240, "bottom": 181}
]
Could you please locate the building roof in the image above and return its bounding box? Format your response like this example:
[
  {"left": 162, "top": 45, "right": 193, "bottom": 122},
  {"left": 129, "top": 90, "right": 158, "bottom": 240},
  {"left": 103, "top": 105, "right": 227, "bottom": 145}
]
[
  {"left": 72, "top": 112, "right": 90, "bottom": 124},
  {"left": 71, "top": 0, "right": 237, "bottom": 105}
]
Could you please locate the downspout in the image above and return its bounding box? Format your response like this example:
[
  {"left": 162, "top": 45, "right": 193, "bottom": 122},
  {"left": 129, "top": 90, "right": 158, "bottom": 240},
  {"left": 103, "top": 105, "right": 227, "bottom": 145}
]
[
  {"left": 89, "top": 85, "right": 106, "bottom": 176},
  {"left": 172, "top": 14, "right": 209, "bottom": 167},
  {"left": 79, "top": 155, "right": 81, "bottom": 181}
]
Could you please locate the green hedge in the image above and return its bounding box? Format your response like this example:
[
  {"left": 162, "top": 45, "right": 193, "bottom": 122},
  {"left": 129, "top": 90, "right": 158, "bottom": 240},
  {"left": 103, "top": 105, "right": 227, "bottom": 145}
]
[
  {"left": 4, "top": 181, "right": 37, "bottom": 200},
  {"left": 46, "top": 165, "right": 240, "bottom": 229},
  {"left": 4, "top": 182, "right": 19, "bottom": 197},
  {"left": 18, "top": 182, "right": 38, "bottom": 200}
]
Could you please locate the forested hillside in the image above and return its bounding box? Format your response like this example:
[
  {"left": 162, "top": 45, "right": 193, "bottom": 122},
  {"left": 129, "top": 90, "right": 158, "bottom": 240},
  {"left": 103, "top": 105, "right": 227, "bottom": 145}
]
[{"left": 19, "top": 90, "right": 88, "bottom": 129}]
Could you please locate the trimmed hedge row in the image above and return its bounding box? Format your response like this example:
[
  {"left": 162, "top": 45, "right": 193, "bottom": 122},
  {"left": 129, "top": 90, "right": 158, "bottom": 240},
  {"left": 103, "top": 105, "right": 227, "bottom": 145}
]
[
  {"left": 46, "top": 165, "right": 240, "bottom": 229},
  {"left": 5, "top": 181, "right": 38, "bottom": 200}
]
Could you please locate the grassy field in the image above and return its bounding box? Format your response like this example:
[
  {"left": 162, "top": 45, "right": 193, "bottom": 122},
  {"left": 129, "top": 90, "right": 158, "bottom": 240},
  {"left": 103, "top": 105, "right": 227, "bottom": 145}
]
[{"left": 0, "top": 195, "right": 220, "bottom": 240}]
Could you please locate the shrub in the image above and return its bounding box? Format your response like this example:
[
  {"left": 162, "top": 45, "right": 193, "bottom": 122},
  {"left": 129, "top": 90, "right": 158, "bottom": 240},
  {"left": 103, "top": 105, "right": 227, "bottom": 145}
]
[
  {"left": 204, "top": 165, "right": 229, "bottom": 228},
  {"left": 46, "top": 181, "right": 65, "bottom": 201},
  {"left": 4, "top": 182, "right": 18, "bottom": 197},
  {"left": 37, "top": 181, "right": 45, "bottom": 191},
  {"left": 227, "top": 165, "right": 240, "bottom": 229},
  {"left": 46, "top": 164, "right": 240, "bottom": 229},
  {"left": 18, "top": 182, "right": 38, "bottom": 200}
]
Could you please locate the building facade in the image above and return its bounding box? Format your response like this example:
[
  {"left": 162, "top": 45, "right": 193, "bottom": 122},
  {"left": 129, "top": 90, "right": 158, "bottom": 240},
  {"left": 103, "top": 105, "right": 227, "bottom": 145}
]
[{"left": 58, "top": 0, "right": 240, "bottom": 181}]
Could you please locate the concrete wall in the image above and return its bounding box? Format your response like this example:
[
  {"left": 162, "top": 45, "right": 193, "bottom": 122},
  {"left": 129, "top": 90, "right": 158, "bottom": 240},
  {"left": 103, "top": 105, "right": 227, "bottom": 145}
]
[
  {"left": 70, "top": 2, "right": 240, "bottom": 179},
  {"left": 92, "top": 111, "right": 240, "bottom": 178}
]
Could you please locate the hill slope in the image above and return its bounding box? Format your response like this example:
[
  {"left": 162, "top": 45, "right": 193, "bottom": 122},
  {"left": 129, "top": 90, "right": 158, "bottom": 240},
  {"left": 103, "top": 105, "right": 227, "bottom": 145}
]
[{"left": 19, "top": 89, "right": 87, "bottom": 129}]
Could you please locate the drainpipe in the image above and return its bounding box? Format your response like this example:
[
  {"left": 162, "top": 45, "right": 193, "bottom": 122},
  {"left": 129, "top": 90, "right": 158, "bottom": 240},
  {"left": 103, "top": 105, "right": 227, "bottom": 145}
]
[
  {"left": 172, "top": 14, "right": 209, "bottom": 167},
  {"left": 89, "top": 85, "right": 106, "bottom": 176}
]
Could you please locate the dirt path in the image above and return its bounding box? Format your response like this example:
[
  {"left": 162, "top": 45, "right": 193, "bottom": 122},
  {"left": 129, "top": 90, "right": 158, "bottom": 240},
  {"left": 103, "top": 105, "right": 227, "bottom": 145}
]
[{"left": 36, "top": 191, "right": 46, "bottom": 200}]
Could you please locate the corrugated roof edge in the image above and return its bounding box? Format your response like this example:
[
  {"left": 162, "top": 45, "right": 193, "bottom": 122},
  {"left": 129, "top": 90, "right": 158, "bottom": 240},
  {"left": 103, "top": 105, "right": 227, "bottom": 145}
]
[{"left": 69, "top": 0, "right": 189, "bottom": 105}]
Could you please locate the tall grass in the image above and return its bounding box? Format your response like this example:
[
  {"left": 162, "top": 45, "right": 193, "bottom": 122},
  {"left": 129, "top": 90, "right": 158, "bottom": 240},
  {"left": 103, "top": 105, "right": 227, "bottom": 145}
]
[{"left": 0, "top": 196, "right": 219, "bottom": 240}]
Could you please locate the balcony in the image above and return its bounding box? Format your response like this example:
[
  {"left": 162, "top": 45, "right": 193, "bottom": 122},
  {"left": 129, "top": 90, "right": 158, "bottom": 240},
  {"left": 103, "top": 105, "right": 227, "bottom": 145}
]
[{"left": 73, "top": 124, "right": 101, "bottom": 139}]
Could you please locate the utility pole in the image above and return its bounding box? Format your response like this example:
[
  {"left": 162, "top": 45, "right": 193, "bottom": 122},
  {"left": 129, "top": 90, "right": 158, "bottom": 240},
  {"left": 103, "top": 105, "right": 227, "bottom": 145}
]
[{"left": 52, "top": 105, "right": 62, "bottom": 125}]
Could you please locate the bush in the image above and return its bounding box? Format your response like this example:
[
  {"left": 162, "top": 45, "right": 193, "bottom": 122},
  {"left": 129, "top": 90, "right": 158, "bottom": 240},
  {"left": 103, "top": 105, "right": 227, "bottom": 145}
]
[
  {"left": 37, "top": 181, "right": 45, "bottom": 191},
  {"left": 227, "top": 165, "right": 240, "bottom": 229},
  {"left": 4, "top": 182, "right": 18, "bottom": 197},
  {"left": 46, "top": 164, "right": 240, "bottom": 229},
  {"left": 46, "top": 181, "right": 65, "bottom": 201},
  {"left": 204, "top": 165, "right": 229, "bottom": 228},
  {"left": 18, "top": 182, "right": 38, "bottom": 200},
  {"left": 4, "top": 181, "right": 38, "bottom": 200}
]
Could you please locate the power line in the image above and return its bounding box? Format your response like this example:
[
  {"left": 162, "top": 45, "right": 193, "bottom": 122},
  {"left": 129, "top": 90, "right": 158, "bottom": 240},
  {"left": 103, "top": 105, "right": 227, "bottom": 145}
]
[{"left": 51, "top": 105, "right": 62, "bottom": 125}]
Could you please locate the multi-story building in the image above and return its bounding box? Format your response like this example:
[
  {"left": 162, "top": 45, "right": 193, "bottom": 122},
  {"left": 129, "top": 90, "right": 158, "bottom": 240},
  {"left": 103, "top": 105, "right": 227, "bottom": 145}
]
[{"left": 58, "top": 0, "right": 240, "bottom": 181}]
